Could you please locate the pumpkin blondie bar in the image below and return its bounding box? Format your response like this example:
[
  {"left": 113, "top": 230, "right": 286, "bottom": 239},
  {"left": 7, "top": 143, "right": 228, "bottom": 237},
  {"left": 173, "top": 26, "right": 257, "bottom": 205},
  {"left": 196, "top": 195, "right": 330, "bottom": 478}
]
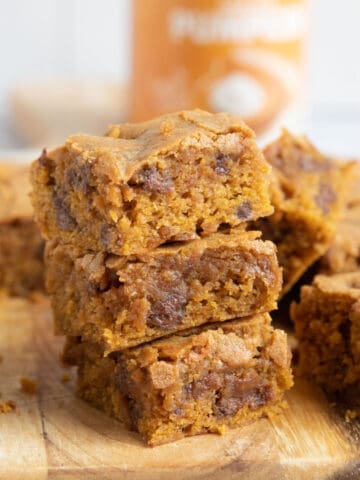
[
  {"left": 318, "top": 161, "right": 360, "bottom": 274},
  {"left": 63, "top": 314, "right": 293, "bottom": 446},
  {"left": 291, "top": 272, "right": 360, "bottom": 396},
  {"left": 46, "top": 229, "right": 282, "bottom": 352},
  {"left": 252, "top": 130, "right": 347, "bottom": 296},
  {"left": 31, "top": 109, "right": 273, "bottom": 256},
  {"left": 0, "top": 163, "right": 44, "bottom": 296}
]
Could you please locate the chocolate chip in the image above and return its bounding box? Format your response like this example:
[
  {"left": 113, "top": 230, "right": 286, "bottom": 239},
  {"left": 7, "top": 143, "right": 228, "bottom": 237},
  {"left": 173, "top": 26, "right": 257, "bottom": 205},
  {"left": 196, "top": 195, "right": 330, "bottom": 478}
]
[
  {"left": 314, "top": 182, "right": 337, "bottom": 215},
  {"left": 113, "top": 363, "right": 129, "bottom": 392},
  {"left": 267, "top": 143, "right": 333, "bottom": 175},
  {"left": 218, "top": 223, "right": 231, "bottom": 231},
  {"left": 65, "top": 165, "right": 91, "bottom": 195},
  {"left": 100, "top": 225, "right": 112, "bottom": 246},
  {"left": 128, "top": 398, "right": 141, "bottom": 428},
  {"left": 183, "top": 373, "right": 222, "bottom": 399},
  {"left": 214, "top": 373, "right": 274, "bottom": 417},
  {"left": 99, "top": 225, "right": 123, "bottom": 249},
  {"left": 236, "top": 201, "right": 252, "bottom": 220},
  {"left": 146, "top": 282, "right": 187, "bottom": 330},
  {"left": 131, "top": 165, "right": 173, "bottom": 194},
  {"left": 215, "top": 153, "right": 230, "bottom": 175},
  {"left": 172, "top": 407, "right": 184, "bottom": 417},
  {"left": 146, "top": 289, "right": 187, "bottom": 329},
  {"left": 52, "top": 192, "right": 77, "bottom": 231},
  {"left": 113, "top": 366, "right": 140, "bottom": 428},
  {"left": 298, "top": 153, "right": 333, "bottom": 173}
]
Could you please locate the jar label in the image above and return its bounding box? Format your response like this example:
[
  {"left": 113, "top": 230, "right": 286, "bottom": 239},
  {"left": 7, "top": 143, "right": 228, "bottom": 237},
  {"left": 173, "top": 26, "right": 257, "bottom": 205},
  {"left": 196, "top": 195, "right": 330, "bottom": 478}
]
[{"left": 130, "top": 0, "right": 307, "bottom": 138}]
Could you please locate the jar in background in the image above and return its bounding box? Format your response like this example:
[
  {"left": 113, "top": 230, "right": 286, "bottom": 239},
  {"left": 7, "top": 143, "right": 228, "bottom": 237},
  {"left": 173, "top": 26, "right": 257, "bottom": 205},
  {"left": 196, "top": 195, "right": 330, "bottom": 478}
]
[{"left": 130, "top": 0, "right": 308, "bottom": 143}]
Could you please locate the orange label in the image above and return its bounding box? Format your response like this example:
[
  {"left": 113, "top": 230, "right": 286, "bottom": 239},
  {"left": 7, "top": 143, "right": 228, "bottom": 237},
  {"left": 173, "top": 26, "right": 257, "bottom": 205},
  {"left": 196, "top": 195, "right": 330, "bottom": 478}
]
[{"left": 130, "top": 0, "right": 308, "bottom": 136}]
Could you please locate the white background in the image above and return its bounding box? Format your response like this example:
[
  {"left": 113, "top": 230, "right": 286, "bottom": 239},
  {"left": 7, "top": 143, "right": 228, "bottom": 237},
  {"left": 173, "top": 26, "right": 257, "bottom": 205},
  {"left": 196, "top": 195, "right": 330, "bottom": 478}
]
[{"left": 0, "top": 0, "right": 359, "bottom": 155}]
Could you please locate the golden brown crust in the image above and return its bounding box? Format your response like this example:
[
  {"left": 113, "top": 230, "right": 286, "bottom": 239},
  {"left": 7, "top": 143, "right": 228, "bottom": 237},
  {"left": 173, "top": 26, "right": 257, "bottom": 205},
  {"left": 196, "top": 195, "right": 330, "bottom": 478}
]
[{"left": 105, "top": 109, "right": 258, "bottom": 179}]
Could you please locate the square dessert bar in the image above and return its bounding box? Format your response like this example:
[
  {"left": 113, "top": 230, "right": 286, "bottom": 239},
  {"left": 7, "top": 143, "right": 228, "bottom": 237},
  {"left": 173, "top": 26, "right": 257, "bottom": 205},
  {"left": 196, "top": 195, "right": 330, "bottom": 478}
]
[
  {"left": 31, "top": 109, "right": 273, "bottom": 256},
  {"left": 63, "top": 314, "right": 293, "bottom": 446},
  {"left": 253, "top": 129, "right": 348, "bottom": 296},
  {"left": 319, "top": 162, "right": 360, "bottom": 274},
  {"left": 46, "top": 229, "right": 282, "bottom": 353},
  {"left": 291, "top": 272, "right": 360, "bottom": 394},
  {"left": 0, "top": 163, "right": 44, "bottom": 296}
]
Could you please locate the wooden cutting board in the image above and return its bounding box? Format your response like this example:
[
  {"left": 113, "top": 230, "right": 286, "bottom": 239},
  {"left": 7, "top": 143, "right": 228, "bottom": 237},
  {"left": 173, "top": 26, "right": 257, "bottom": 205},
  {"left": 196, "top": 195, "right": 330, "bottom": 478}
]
[{"left": 0, "top": 295, "right": 359, "bottom": 480}]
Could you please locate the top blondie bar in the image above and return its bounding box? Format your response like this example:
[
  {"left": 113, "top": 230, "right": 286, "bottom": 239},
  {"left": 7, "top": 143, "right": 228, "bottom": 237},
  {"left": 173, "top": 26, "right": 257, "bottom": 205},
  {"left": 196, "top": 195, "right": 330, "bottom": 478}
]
[{"left": 31, "top": 110, "right": 273, "bottom": 255}]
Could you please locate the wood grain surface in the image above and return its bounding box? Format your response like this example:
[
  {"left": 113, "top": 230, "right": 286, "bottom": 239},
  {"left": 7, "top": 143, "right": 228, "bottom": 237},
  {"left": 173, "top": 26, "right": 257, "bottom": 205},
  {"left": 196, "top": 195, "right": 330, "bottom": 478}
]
[{"left": 0, "top": 296, "right": 359, "bottom": 480}]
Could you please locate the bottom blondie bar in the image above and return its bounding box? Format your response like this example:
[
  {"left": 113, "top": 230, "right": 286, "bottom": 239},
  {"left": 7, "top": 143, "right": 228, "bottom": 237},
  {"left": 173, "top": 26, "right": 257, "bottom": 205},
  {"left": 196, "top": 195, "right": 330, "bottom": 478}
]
[
  {"left": 291, "top": 272, "right": 360, "bottom": 395},
  {"left": 63, "top": 314, "right": 293, "bottom": 446}
]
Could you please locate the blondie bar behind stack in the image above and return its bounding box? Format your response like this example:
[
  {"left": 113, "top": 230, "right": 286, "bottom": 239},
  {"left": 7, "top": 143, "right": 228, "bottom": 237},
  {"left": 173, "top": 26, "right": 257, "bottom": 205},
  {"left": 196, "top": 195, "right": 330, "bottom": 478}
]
[
  {"left": 0, "top": 163, "right": 44, "bottom": 296},
  {"left": 291, "top": 161, "right": 360, "bottom": 411},
  {"left": 253, "top": 129, "right": 348, "bottom": 296},
  {"left": 318, "top": 161, "right": 360, "bottom": 275},
  {"left": 31, "top": 110, "right": 292, "bottom": 445}
]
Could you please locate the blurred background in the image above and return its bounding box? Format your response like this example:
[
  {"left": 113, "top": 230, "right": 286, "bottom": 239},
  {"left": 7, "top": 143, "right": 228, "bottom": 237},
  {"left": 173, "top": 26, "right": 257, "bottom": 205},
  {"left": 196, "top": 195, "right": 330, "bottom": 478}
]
[{"left": 0, "top": 0, "right": 359, "bottom": 159}]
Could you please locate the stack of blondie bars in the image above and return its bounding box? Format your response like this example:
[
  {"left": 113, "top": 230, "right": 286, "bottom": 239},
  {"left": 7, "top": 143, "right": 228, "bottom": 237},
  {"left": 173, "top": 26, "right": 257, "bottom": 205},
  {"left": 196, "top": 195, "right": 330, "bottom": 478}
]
[{"left": 31, "top": 110, "right": 293, "bottom": 445}]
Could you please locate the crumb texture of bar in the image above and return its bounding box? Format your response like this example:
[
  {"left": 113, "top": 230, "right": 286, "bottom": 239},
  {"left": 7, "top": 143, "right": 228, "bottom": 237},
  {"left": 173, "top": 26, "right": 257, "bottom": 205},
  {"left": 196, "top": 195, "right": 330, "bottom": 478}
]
[
  {"left": 0, "top": 163, "right": 44, "bottom": 296},
  {"left": 291, "top": 272, "right": 360, "bottom": 394},
  {"left": 46, "top": 230, "right": 282, "bottom": 352},
  {"left": 252, "top": 129, "right": 347, "bottom": 296},
  {"left": 31, "top": 109, "right": 273, "bottom": 256},
  {"left": 319, "top": 162, "right": 360, "bottom": 275},
  {"left": 63, "top": 314, "right": 293, "bottom": 446}
]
